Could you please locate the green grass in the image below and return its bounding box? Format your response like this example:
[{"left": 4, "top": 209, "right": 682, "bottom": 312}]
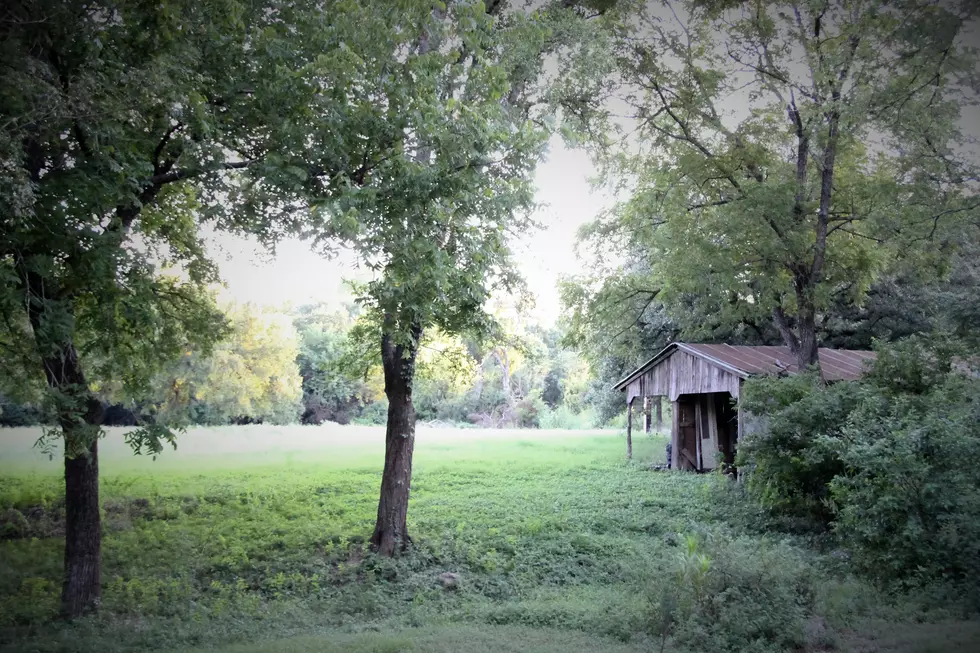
[{"left": 0, "top": 425, "right": 977, "bottom": 653}]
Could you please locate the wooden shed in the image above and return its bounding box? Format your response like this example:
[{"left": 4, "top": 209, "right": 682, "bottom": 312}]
[{"left": 613, "top": 343, "right": 876, "bottom": 471}]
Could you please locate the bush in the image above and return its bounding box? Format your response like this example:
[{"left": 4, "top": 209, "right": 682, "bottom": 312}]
[
  {"left": 514, "top": 396, "right": 544, "bottom": 428},
  {"left": 354, "top": 399, "right": 389, "bottom": 425},
  {"left": 538, "top": 406, "right": 596, "bottom": 430},
  {"left": 830, "top": 373, "right": 980, "bottom": 595},
  {"left": 738, "top": 336, "right": 980, "bottom": 595},
  {"left": 738, "top": 374, "right": 864, "bottom": 527},
  {"left": 0, "top": 396, "right": 45, "bottom": 427}
]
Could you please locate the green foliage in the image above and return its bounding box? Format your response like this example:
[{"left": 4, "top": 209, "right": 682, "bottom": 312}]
[
  {"left": 561, "top": 0, "right": 980, "bottom": 368},
  {"left": 830, "top": 357, "right": 980, "bottom": 593},
  {"left": 655, "top": 533, "right": 819, "bottom": 653},
  {"left": 293, "top": 304, "right": 378, "bottom": 425},
  {"left": 821, "top": 242, "right": 980, "bottom": 350},
  {"left": 288, "top": 4, "right": 557, "bottom": 357},
  {"left": 148, "top": 305, "right": 303, "bottom": 426},
  {"left": 738, "top": 373, "right": 863, "bottom": 526},
  {"left": 0, "top": 0, "right": 280, "bottom": 448},
  {"left": 538, "top": 405, "right": 596, "bottom": 430},
  {"left": 739, "top": 337, "right": 980, "bottom": 595},
  {"left": 0, "top": 0, "right": 477, "bottom": 450},
  {"left": 353, "top": 399, "right": 389, "bottom": 426},
  {"left": 0, "top": 396, "right": 45, "bottom": 428}
]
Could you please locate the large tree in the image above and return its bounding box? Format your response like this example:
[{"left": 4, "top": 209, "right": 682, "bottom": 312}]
[
  {"left": 339, "top": 4, "right": 546, "bottom": 556},
  {"left": 567, "top": 0, "right": 980, "bottom": 373},
  {"left": 0, "top": 0, "right": 419, "bottom": 616},
  {"left": 267, "top": 0, "right": 601, "bottom": 555}
]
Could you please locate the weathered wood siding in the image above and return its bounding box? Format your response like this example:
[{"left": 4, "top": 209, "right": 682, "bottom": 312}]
[{"left": 626, "top": 350, "right": 741, "bottom": 403}]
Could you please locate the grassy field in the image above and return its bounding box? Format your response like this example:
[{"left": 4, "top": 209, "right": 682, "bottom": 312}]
[{"left": 1, "top": 425, "right": 978, "bottom": 653}]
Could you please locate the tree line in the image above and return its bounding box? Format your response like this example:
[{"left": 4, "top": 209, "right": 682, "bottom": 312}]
[{"left": 1, "top": 300, "right": 596, "bottom": 430}]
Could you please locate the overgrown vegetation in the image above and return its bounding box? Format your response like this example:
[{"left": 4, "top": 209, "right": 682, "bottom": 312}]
[
  {"left": 739, "top": 337, "right": 980, "bottom": 604},
  {"left": 2, "top": 0, "right": 979, "bottom": 648},
  {"left": 2, "top": 427, "right": 974, "bottom": 653}
]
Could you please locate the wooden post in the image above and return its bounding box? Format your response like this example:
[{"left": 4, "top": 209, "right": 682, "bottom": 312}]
[
  {"left": 655, "top": 396, "right": 663, "bottom": 432},
  {"left": 670, "top": 399, "right": 680, "bottom": 469},
  {"left": 626, "top": 397, "right": 633, "bottom": 460},
  {"left": 735, "top": 399, "right": 744, "bottom": 483},
  {"left": 694, "top": 399, "right": 703, "bottom": 472},
  {"left": 644, "top": 396, "right": 652, "bottom": 433}
]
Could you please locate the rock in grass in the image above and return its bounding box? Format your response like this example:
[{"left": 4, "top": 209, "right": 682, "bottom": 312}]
[{"left": 438, "top": 572, "right": 460, "bottom": 590}]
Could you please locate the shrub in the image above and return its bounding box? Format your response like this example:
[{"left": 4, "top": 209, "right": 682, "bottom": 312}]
[
  {"left": 830, "top": 373, "right": 980, "bottom": 596},
  {"left": 354, "top": 399, "right": 388, "bottom": 425},
  {"left": 538, "top": 406, "right": 596, "bottom": 430},
  {"left": 0, "top": 396, "right": 46, "bottom": 427},
  {"left": 514, "top": 396, "right": 544, "bottom": 428},
  {"left": 738, "top": 374, "right": 863, "bottom": 527},
  {"left": 739, "top": 336, "right": 980, "bottom": 596}
]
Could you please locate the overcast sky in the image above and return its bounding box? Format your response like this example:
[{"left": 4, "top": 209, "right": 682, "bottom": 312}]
[{"left": 204, "top": 136, "right": 611, "bottom": 325}]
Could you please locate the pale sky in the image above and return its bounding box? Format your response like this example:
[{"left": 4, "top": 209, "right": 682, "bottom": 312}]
[{"left": 205, "top": 136, "right": 611, "bottom": 325}]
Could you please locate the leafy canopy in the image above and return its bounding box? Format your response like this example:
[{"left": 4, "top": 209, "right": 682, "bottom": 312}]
[
  {"left": 562, "top": 0, "right": 980, "bottom": 361},
  {"left": 0, "top": 0, "right": 438, "bottom": 449}
]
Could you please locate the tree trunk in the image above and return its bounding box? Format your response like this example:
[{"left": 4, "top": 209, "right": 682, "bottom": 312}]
[
  {"left": 46, "top": 347, "right": 104, "bottom": 619},
  {"left": 370, "top": 385, "right": 416, "bottom": 556},
  {"left": 491, "top": 347, "right": 513, "bottom": 408},
  {"left": 655, "top": 396, "right": 663, "bottom": 431},
  {"left": 21, "top": 266, "right": 105, "bottom": 618},
  {"left": 62, "top": 435, "right": 101, "bottom": 618},
  {"left": 772, "top": 299, "right": 820, "bottom": 377},
  {"left": 795, "top": 302, "right": 820, "bottom": 372},
  {"left": 370, "top": 324, "right": 422, "bottom": 556}
]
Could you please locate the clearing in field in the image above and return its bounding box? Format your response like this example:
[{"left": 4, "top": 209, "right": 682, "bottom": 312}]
[{"left": 1, "top": 425, "right": 978, "bottom": 653}]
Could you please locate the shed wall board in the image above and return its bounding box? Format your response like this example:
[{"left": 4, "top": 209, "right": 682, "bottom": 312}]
[
  {"left": 626, "top": 351, "right": 741, "bottom": 403},
  {"left": 704, "top": 396, "right": 719, "bottom": 470}
]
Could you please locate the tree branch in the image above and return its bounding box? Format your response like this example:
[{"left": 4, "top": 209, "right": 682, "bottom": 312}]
[{"left": 149, "top": 159, "right": 254, "bottom": 187}]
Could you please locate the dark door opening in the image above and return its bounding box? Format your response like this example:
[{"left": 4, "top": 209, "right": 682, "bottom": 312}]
[
  {"left": 676, "top": 396, "right": 699, "bottom": 471},
  {"left": 713, "top": 392, "right": 738, "bottom": 470}
]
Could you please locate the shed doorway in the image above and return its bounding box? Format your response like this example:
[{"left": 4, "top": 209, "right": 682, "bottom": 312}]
[
  {"left": 675, "top": 396, "right": 699, "bottom": 470},
  {"left": 672, "top": 392, "right": 738, "bottom": 472},
  {"left": 713, "top": 392, "right": 738, "bottom": 469}
]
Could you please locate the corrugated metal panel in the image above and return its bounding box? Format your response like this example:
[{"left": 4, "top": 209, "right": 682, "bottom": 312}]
[
  {"left": 680, "top": 344, "right": 875, "bottom": 381},
  {"left": 614, "top": 342, "right": 876, "bottom": 391}
]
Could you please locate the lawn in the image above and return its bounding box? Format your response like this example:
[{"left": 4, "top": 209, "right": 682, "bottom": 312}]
[{"left": 0, "top": 425, "right": 977, "bottom": 653}]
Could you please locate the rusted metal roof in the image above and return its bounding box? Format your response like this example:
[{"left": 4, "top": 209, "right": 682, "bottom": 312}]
[{"left": 614, "top": 343, "right": 876, "bottom": 391}]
